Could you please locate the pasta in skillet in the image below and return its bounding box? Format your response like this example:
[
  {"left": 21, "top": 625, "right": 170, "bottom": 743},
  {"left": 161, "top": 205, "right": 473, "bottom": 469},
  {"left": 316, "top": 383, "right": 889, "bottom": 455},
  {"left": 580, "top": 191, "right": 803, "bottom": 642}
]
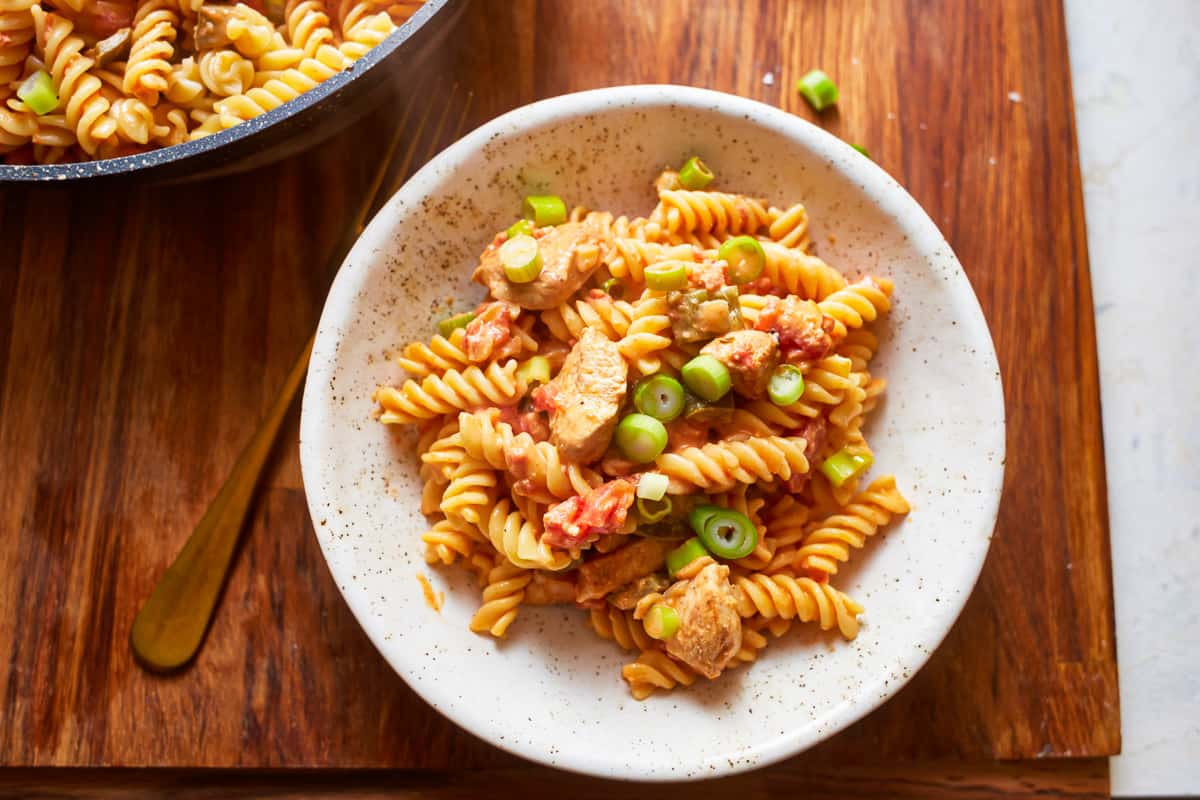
[
  {"left": 0, "top": 0, "right": 423, "bottom": 163},
  {"left": 374, "top": 158, "right": 910, "bottom": 698}
]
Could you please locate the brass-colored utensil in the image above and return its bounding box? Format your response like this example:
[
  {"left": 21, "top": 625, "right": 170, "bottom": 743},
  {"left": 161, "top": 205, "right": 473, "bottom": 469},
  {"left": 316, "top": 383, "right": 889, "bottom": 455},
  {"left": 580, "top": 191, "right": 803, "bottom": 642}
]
[{"left": 131, "top": 83, "right": 474, "bottom": 672}]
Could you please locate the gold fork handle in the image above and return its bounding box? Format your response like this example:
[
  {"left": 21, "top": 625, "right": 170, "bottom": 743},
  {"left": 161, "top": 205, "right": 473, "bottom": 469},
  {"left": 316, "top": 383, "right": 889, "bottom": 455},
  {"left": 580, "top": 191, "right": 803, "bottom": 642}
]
[{"left": 130, "top": 334, "right": 314, "bottom": 671}]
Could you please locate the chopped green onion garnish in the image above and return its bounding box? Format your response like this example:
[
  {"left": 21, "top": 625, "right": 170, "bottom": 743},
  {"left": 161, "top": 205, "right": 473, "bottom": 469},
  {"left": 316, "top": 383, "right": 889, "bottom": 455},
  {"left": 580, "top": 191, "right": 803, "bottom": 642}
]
[
  {"left": 500, "top": 233, "right": 543, "bottom": 283},
  {"left": 636, "top": 495, "right": 673, "bottom": 524},
  {"left": 666, "top": 537, "right": 709, "bottom": 577},
  {"left": 644, "top": 261, "right": 689, "bottom": 292},
  {"left": 436, "top": 311, "right": 475, "bottom": 338},
  {"left": 615, "top": 413, "right": 668, "bottom": 463},
  {"left": 644, "top": 603, "right": 680, "bottom": 640},
  {"left": 636, "top": 471, "right": 670, "bottom": 501},
  {"left": 797, "top": 69, "right": 838, "bottom": 112},
  {"left": 682, "top": 392, "right": 734, "bottom": 424},
  {"left": 516, "top": 355, "right": 551, "bottom": 386},
  {"left": 18, "top": 70, "right": 58, "bottom": 116},
  {"left": 522, "top": 194, "right": 567, "bottom": 226},
  {"left": 819, "top": 448, "right": 874, "bottom": 488},
  {"left": 717, "top": 235, "right": 766, "bottom": 285},
  {"left": 678, "top": 156, "right": 714, "bottom": 191},
  {"left": 695, "top": 508, "right": 758, "bottom": 559},
  {"left": 850, "top": 143, "right": 871, "bottom": 159},
  {"left": 687, "top": 503, "right": 723, "bottom": 536},
  {"left": 767, "top": 364, "right": 805, "bottom": 406},
  {"left": 633, "top": 375, "right": 685, "bottom": 422},
  {"left": 602, "top": 277, "right": 626, "bottom": 298},
  {"left": 506, "top": 218, "right": 535, "bottom": 238},
  {"left": 680, "top": 355, "right": 732, "bottom": 402}
]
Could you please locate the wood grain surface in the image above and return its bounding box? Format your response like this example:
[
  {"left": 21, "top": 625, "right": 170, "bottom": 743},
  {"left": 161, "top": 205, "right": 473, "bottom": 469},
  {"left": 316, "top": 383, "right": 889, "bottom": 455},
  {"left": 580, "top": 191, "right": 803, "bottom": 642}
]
[{"left": 0, "top": 0, "right": 1118, "bottom": 774}]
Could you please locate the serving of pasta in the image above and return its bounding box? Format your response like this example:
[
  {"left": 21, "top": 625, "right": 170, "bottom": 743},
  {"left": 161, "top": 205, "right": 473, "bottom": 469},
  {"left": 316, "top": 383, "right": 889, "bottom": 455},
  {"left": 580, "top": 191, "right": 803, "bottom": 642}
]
[
  {"left": 373, "top": 158, "right": 911, "bottom": 699},
  {"left": 0, "top": 0, "right": 423, "bottom": 163}
]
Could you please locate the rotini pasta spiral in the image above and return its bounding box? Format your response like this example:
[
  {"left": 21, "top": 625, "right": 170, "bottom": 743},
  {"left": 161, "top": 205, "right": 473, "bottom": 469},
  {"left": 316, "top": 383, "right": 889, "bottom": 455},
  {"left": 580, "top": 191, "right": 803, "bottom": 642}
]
[
  {"left": 590, "top": 605, "right": 653, "bottom": 652},
  {"left": 285, "top": 0, "right": 340, "bottom": 59},
  {"left": 621, "top": 649, "right": 697, "bottom": 700},
  {"left": 0, "top": 91, "right": 36, "bottom": 152},
  {"left": 616, "top": 291, "right": 672, "bottom": 375},
  {"left": 652, "top": 190, "right": 771, "bottom": 241},
  {"left": 766, "top": 202, "right": 811, "bottom": 250},
  {"left": 731, "top": 572, "right": 863, "bottom": 639},
  {"left": 422, "top": 516, "right": 481, "bottom": 566},
  {"left": 224, "top": 3, "right": 276, "bottom": 58},
  {"left": 31, "top": 7, "right": 117, "bottom": 156},
  {"left": 438, "top": 457, "right": 496, "bottom": 527},
  {"left": 604, "top": 238, "right": 695, "bottom": 285},
  {"left": 655, "top": 435, "right": 811, "bottom": 493},
  {"left": 374, "top": 360, "right": 524, "bottom": 425},
  {"left": 476, "top": 495, "right": 573, "bottom": 572},
  {"left": 0, "top": 0, "right": 35, "bottom": 86},
  {"left": 198, "top": 49, "right": 255, "bottom": 97},
  {"left": 125, "top": 0, "right": 177, "bottom": 102},
  {"left": 338, "top": 9, "right": 395, "bottom": 61},
  {"left": 818, "top": 277, "right": 894, "bottom": 337},
  {"left": 758, "top": 241, "right": 846, "bottom": 300},
  {"left": 541, "top": 292, "right": 635, "bottom": 342},
  {"left": 792, "top": 475, "right": 910, "bottom": 576},
  {"left": 457, "top": 410, "right": 603, "bottom": 500},
  {"left": 469, "top": 558, "right": 530, "bottom": 638}
]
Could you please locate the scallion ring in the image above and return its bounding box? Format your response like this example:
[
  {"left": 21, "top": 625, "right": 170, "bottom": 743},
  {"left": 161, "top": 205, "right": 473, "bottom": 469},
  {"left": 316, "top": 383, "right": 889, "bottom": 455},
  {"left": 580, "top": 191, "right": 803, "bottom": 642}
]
[
  {"left": 522, "top": 194, "right": 567, "bottom": 226},
  {"left": 436, "top": 311, "right": 475, "bottom": 338},
  {"left": 819, "top": 448, "right": 874, "bottom": 488},
  {"left": 666, "top": 537, "right": 710, "bottom": 577},
  {"left": 644, "top": 261, "right": 689, "bottom": 292},
  {"left": 718, "top": 235, "right": 766, "bottom": 285},
  {"left": 797, "top": 69, "right": 839, "bottom": 111},
  {"left": 687, "top": 503, "right": 724, "bottom": 536},
  {"left": 636, "top": 471, "right": 670, "bottom": 501},
  {"left": 615, "top": 413, "right": 668, "bottom": 463},
  {"left": 767, "top": 364, "right": 805, "bottom": 406},
  {"left": 696, "top": 508, "right": 758, "bottom": 559},
  {"left": 500, "top": 234, "right": 543, "bottom": 283},
  {"left": 644, "top": 604, "right": 680, "bottom": 640},
  {"left": 636, "top": 495, "right": 673, "bottom": 524},
  {"left": 602, "top": 277, "right": 626, "bottom": 298},
  {"left": 680, "top": 355, "right": 732, "bottom": 402},
  {"left": 516, "top": 355, "right": 551, "bottom": 386},
  {"left": 678, "top": 156, "right": 714, "bottom": 191},
  {"left": 506, "top": 218, "right": 535, "bottom": 239},
  {"left": 17, "top": 70, "right": 57, "bottom": 116},
  {"left": 633, "top": 375, "right": 685, "bottom": 422}
]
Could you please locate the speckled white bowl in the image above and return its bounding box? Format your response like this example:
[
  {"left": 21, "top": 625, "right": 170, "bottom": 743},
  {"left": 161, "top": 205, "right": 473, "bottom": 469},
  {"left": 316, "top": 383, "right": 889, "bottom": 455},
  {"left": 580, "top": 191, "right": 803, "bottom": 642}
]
[{"left": 299, "top": 85, "right": 1005, "bottom": 781}]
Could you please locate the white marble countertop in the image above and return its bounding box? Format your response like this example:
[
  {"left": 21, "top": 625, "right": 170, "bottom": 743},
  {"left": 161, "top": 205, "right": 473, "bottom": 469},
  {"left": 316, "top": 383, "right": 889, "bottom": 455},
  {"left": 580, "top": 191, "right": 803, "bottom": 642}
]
[{"left": 1065, "top": 0, "right": 1200, "bottom": 794}]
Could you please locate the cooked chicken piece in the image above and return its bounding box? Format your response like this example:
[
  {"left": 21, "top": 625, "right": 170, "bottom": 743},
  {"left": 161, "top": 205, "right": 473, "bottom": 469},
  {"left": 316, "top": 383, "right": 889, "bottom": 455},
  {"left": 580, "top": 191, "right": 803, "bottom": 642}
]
[
  {"left": 463, "top": 300, "right": 520, "bottom": 362},
  {"left": 701, "top": 329, "right": 780, "bottom": 399},
  {"left": 754, "top": 295, "right": 835, "bottom": 363},
  {"left": 524, "top": 572, "right": 577, "bottom": 605},
  {"left": 537, "top": 327, "right": 627, "bottom": 462},
  {"left": 473, "top": 221, "right": 605, "bottom": 310},
  {"left": 575, "top": 537, "right": 674, "bottom": 603},
  {"left": 608, "top": 573, "right": 671, "bottom": 611},
  {"left": 664, "top": 562, "right": 742, "bottom": 679},
  {"left": 194, "top": 4, "right": 239, "bottom": 50}
]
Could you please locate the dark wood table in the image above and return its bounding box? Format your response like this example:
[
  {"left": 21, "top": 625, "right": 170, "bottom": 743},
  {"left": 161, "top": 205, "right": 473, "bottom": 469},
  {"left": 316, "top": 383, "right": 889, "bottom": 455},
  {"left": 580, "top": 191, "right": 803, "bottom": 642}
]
[{"left": 0, "top": 0, "right": 1118, "bottom": 795}]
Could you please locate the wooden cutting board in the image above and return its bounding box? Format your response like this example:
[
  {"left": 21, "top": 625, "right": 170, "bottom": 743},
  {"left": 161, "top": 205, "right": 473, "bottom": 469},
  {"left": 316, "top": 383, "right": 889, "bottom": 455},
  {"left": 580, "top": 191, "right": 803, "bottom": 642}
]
[{"left": 0, "top": 0, "right": 1118, "bottom": 768}]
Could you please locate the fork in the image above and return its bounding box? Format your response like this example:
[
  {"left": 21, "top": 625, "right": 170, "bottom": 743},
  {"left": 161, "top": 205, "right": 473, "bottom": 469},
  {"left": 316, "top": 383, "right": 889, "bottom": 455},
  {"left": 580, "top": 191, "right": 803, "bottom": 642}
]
[{"left": 130, "top": 82, "right": 475, "bottom": 672}]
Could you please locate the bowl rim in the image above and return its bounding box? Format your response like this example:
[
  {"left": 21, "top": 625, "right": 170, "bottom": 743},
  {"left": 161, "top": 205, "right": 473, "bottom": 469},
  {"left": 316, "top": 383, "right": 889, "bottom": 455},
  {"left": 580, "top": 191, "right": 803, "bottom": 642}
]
[
  {"left": 0, "top": 0, "right": 452, "bottom": 182},
  {"left": 299, "top": 84, "right": 1007, "bottom": 781}
]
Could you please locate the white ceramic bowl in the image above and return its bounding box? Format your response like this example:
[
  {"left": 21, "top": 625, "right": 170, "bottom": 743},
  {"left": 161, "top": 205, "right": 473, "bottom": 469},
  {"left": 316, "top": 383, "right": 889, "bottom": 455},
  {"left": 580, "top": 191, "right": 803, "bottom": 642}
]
[{"left": 299, "top": 85, "right": 1005, "bottom": 780}]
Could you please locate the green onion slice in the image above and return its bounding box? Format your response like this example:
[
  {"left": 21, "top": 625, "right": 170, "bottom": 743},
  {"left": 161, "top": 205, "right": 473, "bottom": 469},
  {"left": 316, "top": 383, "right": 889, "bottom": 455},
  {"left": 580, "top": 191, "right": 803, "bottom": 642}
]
[
  {"left": 768, "top": 364, "right": 805, "bottom": 406},
  {"left": 678, "top": 156, "right": 714, "bottom": 191},
  {"left": 500, "top": 233, "right": 543, "bottom": 283},
  {"left": 636, "top": 495, "right": 673, "bottom": 524},
  {"left": 687, "top": 503, "right": 724, "bottom": 536},
  {"left": 682, "top": 392, "right": 734, "bottom": 424},
  {"left": 437, "top": 311, "right": 475, "bottom": 338},
  {"left": 819, "top": 448, "right": 874, "bottom": 488},
  {"left": 644, "top": 603, "right": 680, "bottom": 640},
  {"left": 506, "top": 218, "right": 535, "bottom": 239},
  {"left": 850, "top": 143, "right": 871, "bottom": 159},
  {"left": 680, "top": 355, "right": 732, "bottom": 402},
  {"left": 695, "top": 508, "right": 758, "bottom": 559},
  {"left": 615, "top": 413, "right": 669, "bottom": 463},
  {"left": 516, "top": 355, "right": 551, "bottom": 386},
  {"left": 633, "top": 375, "right": 685, "bottom": 422},
  {"left": 797, "top": 69, "right": 839, "bottom": 111},
  {"left": 18, "top": 70, "right": 58, "bottom": 116},
  {"left": 644, "top": 261, "right": 689, "bottom": 292},
  {"left": 717, "top": 236, "right": 766, "bottom": 285},
  {"left": 636, "top": 471, "right": 670, "bottom": 501},
  {"left": 602, "top": 277, "right": 626, "bottom": 298},
  {"left": 666, "top": 537, "right": 710, "bottom": 577},
  {"left": 522, "top": 194, "right": 567, "bottom": 226}
]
